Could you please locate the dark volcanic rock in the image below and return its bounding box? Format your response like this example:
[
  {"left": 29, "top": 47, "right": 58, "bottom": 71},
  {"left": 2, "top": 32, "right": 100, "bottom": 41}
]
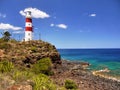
[{"left": 51, "top": 60, "right": 120, "bottom": 90}]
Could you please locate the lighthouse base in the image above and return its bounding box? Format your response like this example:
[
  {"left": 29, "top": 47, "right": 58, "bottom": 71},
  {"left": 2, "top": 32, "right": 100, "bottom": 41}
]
[{"left": 25, "top": 31, "right": 32, "bottom": 41}]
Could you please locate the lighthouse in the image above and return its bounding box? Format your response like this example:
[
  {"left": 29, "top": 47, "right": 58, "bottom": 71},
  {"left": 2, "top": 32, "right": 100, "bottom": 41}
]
[{"left": 25, "top": 11, "right": 33, "bottom": 41}]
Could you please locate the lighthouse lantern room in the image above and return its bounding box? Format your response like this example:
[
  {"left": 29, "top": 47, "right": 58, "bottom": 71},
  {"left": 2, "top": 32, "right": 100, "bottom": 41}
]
[{"left": 25, "top": 11, "right": 33, "bottom": 41}]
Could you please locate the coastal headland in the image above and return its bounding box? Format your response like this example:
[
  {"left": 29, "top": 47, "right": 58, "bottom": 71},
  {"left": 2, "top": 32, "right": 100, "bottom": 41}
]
[{"left": 0, "top": 40, "right": 120, "bottom": 90}]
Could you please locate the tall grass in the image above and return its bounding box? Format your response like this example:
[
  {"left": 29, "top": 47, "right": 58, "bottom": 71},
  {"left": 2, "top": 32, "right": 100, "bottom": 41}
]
[
  {"left": 32, "top": 74, "right": 56, "bottom": 90},
  {"left": 12, "top": 70, "right": 34, "bottom": 82},
  {"left": 0, "top": 61, "right": 14, "bottom": 73}
]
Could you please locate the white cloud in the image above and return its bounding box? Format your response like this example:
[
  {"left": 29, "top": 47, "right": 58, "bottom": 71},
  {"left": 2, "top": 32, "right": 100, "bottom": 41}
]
[
  {"left": 19, "top": 11, "right": 26, "bottom": 16},
  {"left": 56, "top": 24, "right": 67, "bottom": 29},
  {"left": 0, "top": 23, "right": 22, "bottom": 30},
  {"left": 19, "top": 7, "right": 50, "bottom": 19},
  {"left": 13, "top": 31, "right": 24, "bottom": 34},
  {"left": 89, "top": 13, "right": 96, "bottom": 17},
  {"left": 0, "top": 13, "right": 6, "bottom": 18},
  {"left": 50, "top": 23, "right": 54, "bottom": 27}
]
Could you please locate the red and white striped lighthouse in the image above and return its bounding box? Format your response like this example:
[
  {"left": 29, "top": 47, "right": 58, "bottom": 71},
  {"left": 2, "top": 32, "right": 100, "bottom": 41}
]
[{"left": 25, "top": 11, "right": 33, "bottom": 41}]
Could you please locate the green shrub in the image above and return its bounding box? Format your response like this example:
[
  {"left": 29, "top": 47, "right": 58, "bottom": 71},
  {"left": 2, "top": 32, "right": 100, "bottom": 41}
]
[
  {"left": 31, "top": 46, "right": 37, "bottom": 52},
  {"left": 0, "top": 38, "right": 4, "bottom": 43},
  {"left": 65, "top": 79, "right": 77, "bottom": 90},
  {"left": 32, "top": 74, "right": 56, "bottom": 90},
  {"left": 0, "top": 42, "right": 11, "bottom": 49},
  {"left": 0, "top": 61, "right": 14, "bottom": 73},
  {"left": 32, "top": 58, "right": 52, "bottom": 75},
  {"left": 10, "top": 39, "right": 18, "bottom": 43},
  {"left": 12, "top": 70, "right": 34, "bottom": 82}
]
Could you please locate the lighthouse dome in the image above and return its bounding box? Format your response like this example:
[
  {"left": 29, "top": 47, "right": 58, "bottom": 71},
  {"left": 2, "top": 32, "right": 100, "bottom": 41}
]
[{"left": 26, "top": 11, "right": 32, "bottom": 18}]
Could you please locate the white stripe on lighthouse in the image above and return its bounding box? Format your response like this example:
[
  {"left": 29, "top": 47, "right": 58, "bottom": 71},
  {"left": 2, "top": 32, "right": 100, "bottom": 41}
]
[
  {"left": 25, "top": 31, "right": 33, "bottom": 41},
  {"left": 26, "top": 22, "right": 32, "bottom": 27}
]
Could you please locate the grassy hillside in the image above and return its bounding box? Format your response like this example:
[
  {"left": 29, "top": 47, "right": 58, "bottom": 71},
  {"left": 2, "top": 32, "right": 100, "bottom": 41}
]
[{"left": 0, "top": 40, "right": 67, "bottom": 90}]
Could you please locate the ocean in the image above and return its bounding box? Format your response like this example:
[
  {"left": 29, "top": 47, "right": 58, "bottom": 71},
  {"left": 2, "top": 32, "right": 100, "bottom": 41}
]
[{"left": 58, "top": 49, "right": 120, "bottom": 77}]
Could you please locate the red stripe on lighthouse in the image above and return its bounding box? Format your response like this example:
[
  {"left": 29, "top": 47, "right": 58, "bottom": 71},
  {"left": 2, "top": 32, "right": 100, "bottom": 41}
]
[
  {"left": 26, "top": 18, "right": 32, "bottom": 22},
  {"left": 25, "top": 27, "right": 33, "bottom": 32}
]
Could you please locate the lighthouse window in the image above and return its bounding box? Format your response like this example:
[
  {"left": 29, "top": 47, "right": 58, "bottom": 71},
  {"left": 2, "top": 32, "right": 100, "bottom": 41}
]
[{"left": 28, "top": 33, "right": 30, "bottom": 36}]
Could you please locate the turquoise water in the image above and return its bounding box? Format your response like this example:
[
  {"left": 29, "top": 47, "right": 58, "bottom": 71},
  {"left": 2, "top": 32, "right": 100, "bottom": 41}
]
[{"left": 58, "top": 49, "right": 120, "bottom": 76}]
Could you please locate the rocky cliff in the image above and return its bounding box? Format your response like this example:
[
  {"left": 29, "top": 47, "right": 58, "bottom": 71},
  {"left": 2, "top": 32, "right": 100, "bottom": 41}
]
[{"left": 0, "top": 40, "right": 61, "bottom": 67}]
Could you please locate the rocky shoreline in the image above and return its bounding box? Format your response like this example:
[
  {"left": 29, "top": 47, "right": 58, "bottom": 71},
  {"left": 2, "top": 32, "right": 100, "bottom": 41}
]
[
  {"left": 92, "top": 69, "right": 120, "bottom": 82},
  {"left": 51, "top": 60, "right": 120, "bottom": 90},
  {"left": 0, "top": 40, "right": 120, "bottom": 90}
]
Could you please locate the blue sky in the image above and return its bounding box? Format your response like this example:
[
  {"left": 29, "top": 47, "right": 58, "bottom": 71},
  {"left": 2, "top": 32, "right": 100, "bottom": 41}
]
[{"left": 0, "top": 0, "right": 120, "bottom": 48}]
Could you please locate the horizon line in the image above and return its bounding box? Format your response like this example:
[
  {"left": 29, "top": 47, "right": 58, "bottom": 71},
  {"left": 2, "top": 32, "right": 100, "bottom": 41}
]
[{"left": 57, "top": 48, "right": 120, "bottom": 49}]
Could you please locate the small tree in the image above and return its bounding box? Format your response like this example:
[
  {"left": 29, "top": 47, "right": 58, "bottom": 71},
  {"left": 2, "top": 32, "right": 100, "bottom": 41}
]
[{"left": 1, "top": 31, "right": 11, "bottom": 41}]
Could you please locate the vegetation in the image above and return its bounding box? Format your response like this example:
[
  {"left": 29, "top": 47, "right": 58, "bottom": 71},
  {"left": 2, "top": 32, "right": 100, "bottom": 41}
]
[
  {"left": 65, "top": 79, "right": 78, "bottom": 90},
  {"left": 31, "top": 46, "right": 37, "bottom": 52},
  {"left": 1, "top": 31, "right": 11, "bottom": 41},
  {"left": 32, "top": 57, "right": 53, "bottom": 75},
  {"left": 0, "top": 33, "right": 63, "bottom": 90},
  {"left": 0, "top": 42, "right": 10, "bottom": 49},
  {"left": 0, "top": 59, "right": 62, "bottom": 90},
  {"left": 0, "top": 61, "right": 14, "bottom": 73},
  {"left": 0, "top": 57, "right": 62, "bottom": 90},
  {"left": 33, "top": 74, "right": 56, "bottom": 90},
  {"left": 12, "top": 70, "right": 34, "bottom": 82},
  {"left": 0, "top": 38, "right": 61, "bottom": 64}
]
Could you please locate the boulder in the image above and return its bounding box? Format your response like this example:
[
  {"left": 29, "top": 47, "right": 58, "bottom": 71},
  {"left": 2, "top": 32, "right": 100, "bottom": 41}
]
[{"left": 7, "top": 85, "right": 32, "bottom": 90}]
